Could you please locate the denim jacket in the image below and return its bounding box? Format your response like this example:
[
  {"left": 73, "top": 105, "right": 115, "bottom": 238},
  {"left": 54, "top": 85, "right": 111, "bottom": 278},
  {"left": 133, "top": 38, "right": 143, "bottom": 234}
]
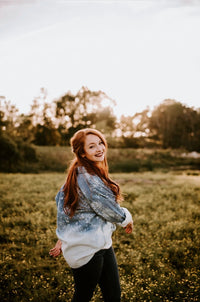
[{"left": 56, "top": 166, "right": 133, "bottom": 268}]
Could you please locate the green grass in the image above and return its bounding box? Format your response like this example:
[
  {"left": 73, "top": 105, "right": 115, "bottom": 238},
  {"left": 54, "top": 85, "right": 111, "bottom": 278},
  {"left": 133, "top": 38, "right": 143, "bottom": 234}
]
[{"left": 0, "top": 171, "right": 200, "bottom": 301}]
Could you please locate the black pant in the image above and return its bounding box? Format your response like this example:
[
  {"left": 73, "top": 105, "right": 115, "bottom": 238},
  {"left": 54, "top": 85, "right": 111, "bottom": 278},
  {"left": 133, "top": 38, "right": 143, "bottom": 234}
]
[{"left": 71, "top": 247, "right": 121, "bottom": 302}]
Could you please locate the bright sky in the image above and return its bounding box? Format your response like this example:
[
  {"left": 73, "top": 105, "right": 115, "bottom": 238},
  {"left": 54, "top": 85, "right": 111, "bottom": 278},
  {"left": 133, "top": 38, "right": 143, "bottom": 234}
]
[{"left": 0, "top": 0, "right": 200, "bottom": 117}]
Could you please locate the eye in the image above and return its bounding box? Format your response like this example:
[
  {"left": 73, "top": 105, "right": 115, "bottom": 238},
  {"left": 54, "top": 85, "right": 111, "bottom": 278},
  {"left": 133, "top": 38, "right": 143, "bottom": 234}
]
[{"left": 99, "top": 141, "right": 104, "bottom": 145}]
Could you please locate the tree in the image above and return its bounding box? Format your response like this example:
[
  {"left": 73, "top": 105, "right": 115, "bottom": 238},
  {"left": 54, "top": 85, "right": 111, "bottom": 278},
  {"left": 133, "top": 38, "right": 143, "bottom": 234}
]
[
  {"left": 15, "top": 114, "right": 35, "bottom": 143},
  {"left": 117, "top": 109, "right": 150, "bottom": 148},
  {"left": 32, "top": 101, "right": 61, "bottom": 146},
  {"left": 0, "top": 98, "right": 19, "bottom": 138},
  {"left": 149, "top": 99, "right": 200, "bottom": 151},
  {"left": 0, "top": 110, "right": 7, "bottom": 135},
  {"left": 26, "top": 88, "right": 61, "bottom": 146},
  {"left": 54, "top": 86, "right": 117, "bottom": 143}
]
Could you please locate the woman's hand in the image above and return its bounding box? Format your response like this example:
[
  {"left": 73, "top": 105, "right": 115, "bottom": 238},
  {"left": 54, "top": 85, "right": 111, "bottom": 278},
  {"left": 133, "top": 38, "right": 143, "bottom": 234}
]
[
  {"left": 124, "top": 221, "right": 133, "bottom": 234},
  {"left": 49, "top": 240, "right": 62, "bottom": 257}
]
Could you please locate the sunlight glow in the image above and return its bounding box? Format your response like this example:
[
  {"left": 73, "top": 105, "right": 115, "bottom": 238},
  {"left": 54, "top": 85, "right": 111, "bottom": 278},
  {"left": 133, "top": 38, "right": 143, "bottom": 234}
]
[{"left": 0, "top": 0, "right": 200, "bottom": 116}]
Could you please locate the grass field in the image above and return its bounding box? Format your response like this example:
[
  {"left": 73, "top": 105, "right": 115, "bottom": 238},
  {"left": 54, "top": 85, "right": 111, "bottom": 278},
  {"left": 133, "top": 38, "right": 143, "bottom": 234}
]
[{"left": 0, "top": 171, "right": 200, "bottom": 301}]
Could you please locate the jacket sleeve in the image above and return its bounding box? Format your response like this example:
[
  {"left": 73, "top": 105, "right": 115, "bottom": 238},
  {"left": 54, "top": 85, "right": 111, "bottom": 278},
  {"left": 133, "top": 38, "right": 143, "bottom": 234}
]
[
  {"left": 55, "top": 185, "right": 65, "bottom": 208},
  {"left": 55, "top": 190, "right": 61, "bottom": 207},
  {"left": 77, "top": 171, "right": 133, "bottom": 227}
]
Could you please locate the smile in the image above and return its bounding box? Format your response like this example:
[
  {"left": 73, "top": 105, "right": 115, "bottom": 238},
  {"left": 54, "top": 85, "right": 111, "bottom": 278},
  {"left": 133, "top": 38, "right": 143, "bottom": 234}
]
[{"left": 95, "top": 153, "right": 104, "bottom": 157}]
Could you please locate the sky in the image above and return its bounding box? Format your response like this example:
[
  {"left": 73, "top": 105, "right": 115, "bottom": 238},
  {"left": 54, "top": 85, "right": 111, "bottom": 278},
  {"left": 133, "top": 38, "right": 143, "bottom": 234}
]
[{"left": 0, "top": 0, "right": 200, "bottom": 117}]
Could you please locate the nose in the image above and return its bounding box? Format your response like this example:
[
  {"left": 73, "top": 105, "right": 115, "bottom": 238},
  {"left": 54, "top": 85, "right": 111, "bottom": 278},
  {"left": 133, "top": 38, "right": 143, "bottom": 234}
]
[{"left": 97, "top": 144, "right": 103, "bottom": 151}]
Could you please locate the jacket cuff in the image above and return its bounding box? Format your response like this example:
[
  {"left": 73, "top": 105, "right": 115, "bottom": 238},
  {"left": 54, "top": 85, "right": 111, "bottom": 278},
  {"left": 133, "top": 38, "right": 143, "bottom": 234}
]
[{"left": 120, "top": 207, "right": 133, "bottom": 227}]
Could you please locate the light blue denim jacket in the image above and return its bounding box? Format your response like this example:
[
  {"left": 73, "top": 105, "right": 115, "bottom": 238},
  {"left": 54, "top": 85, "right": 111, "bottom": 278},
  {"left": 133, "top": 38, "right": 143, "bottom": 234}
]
[{"left": 56, "top": 166, "right": 133, "bottom": 268}]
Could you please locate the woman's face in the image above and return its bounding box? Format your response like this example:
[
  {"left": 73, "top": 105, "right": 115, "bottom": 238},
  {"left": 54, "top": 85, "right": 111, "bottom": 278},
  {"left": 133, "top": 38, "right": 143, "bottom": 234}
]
[{"left": 83, "top": 134, "right": 106, "bottom": 164}]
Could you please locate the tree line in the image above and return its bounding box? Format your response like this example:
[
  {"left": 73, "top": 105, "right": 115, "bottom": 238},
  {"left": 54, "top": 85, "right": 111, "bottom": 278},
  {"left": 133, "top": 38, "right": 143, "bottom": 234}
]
[{"left": 0, "top": 86, "right": 200, "bottom": 153}]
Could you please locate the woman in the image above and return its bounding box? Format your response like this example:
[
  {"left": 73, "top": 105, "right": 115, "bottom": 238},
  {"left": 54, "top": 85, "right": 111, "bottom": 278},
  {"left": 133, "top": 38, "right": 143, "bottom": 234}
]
[{"left": 49, "top": 128, "right": 133, "bottom": 302}]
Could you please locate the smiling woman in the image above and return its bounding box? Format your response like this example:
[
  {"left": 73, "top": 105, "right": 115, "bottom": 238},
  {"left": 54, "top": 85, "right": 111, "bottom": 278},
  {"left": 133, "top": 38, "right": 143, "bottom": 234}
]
[
  {"left": 82, "top": 134, "right": 106, "bottom": 164},
  {"left": 49, "top": 128, "right": 133, "bottom": 302}
]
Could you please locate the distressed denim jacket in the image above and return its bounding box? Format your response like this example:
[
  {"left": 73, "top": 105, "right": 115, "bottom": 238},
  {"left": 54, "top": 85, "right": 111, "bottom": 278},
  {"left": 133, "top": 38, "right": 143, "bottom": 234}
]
[{"left": 56, "top": 166, "right": 133, "bottom": 268}]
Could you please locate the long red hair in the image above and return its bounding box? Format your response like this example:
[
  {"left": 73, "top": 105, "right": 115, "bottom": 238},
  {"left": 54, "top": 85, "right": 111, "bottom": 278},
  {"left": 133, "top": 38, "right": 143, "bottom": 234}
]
[{"left": 63, "top": 128, "right": 122, "bottom": 217}]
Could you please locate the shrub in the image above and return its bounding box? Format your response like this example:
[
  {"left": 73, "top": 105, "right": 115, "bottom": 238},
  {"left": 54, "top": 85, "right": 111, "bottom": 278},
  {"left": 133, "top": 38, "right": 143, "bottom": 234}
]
[
  {"left": 16, "top": 140, "right": 37, "bottom": 162},
  {"left": 110, "top": 159, "right": 140, "bottom": 172},
  {"left": 0, "top": 134, "right": 20, "bottom": 171},
  {"left": 0, "top": 134, "right": 38, "bottom": 172}
]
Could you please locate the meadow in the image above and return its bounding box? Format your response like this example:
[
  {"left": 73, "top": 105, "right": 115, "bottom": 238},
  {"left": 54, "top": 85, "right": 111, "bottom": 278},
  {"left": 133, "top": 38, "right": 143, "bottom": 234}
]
[{"left": 0, "top": 170, "right": 200, "bottom": 301}]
